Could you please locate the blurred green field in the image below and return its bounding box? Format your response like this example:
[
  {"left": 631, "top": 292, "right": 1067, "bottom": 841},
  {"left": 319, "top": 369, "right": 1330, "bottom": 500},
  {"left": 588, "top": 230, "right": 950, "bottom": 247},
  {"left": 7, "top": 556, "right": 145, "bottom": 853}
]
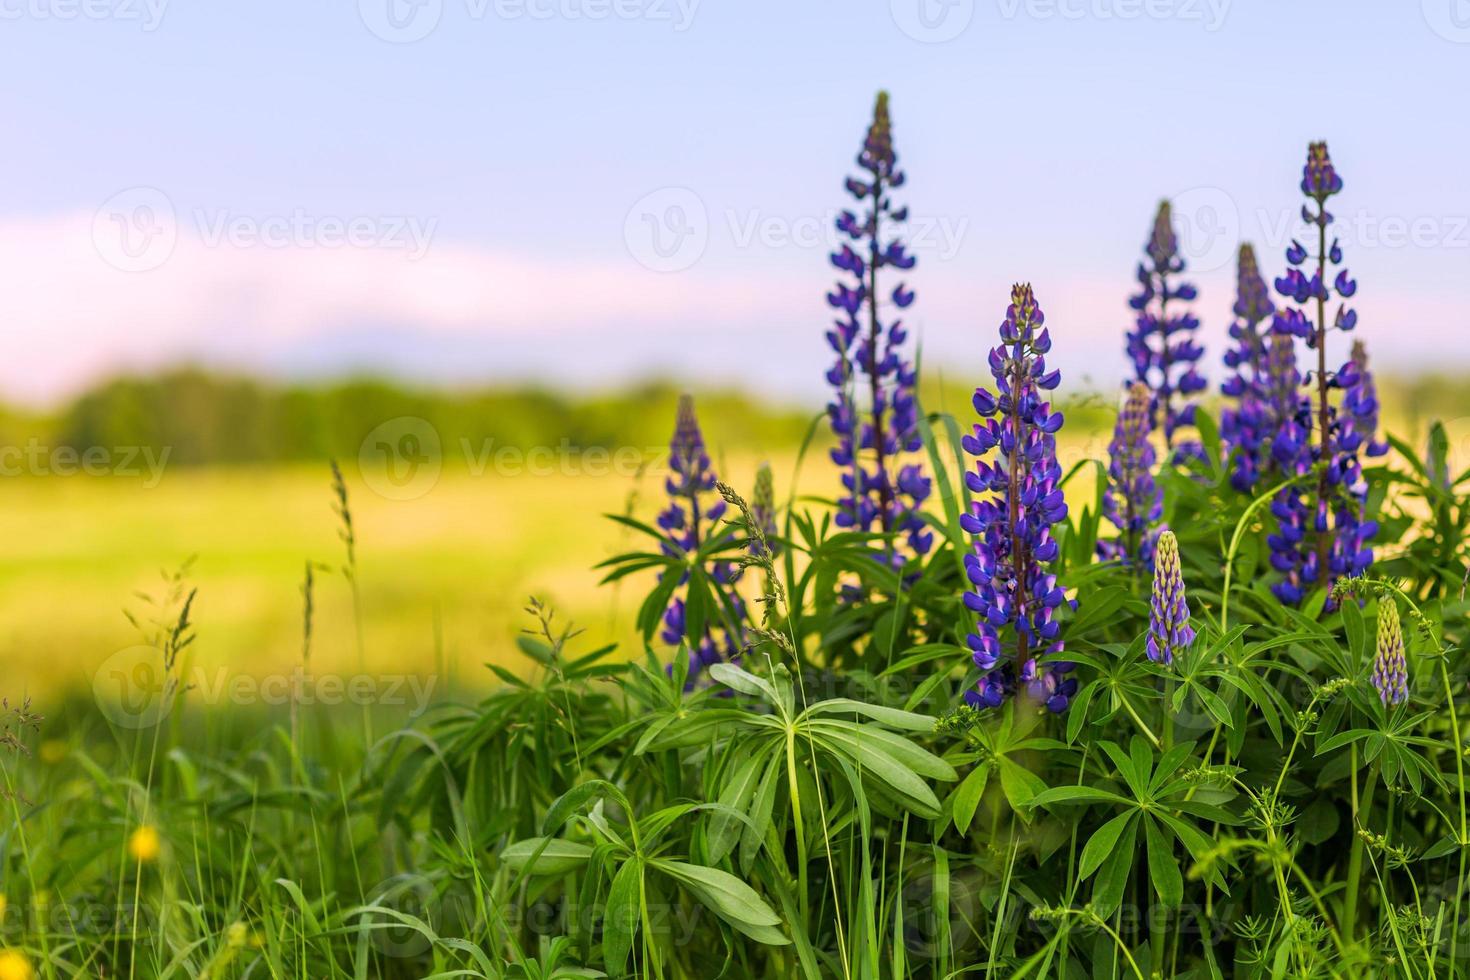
[
  {"left": 4, "top": 375, "right": 1464, "bottom": 701},
  {"left": 0, "top": 461, "right": 691, "bottom": 699}
]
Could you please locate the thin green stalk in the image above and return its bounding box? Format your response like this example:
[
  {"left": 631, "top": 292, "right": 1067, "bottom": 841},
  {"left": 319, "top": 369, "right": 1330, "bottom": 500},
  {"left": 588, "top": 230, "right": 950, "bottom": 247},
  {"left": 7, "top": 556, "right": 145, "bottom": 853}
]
[
  {"left": 1343, "top": 754, "right": 1381, "bottom": 940},
  {"left": 1220, "top": 474, "right": 1311, "bottom": 633}
]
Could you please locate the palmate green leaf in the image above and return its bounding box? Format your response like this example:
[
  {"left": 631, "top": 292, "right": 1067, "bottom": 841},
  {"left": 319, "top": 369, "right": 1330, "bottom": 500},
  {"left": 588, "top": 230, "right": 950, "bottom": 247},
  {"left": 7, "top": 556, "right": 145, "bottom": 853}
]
[
  {"left": 996, "top": 757, "right": 1047, "bottom": 813},
  {"left": 655, "top": 860, "right": 790, "bottom": 946},
  {"left": 501, "top": 838, "right": 596, "bottom": 875},
  {"left": 684, "top": 564, "right": 712, "bottom": 651},
  {"left": 809, "top": 728, "right": 947, "bottom": 817},
  {"left": 602, "top": 859, "right": 641, "bottom": 978},
  {"left": 804, "top": 698, "right": 938, "bottom": 732},
  {"left": 1093, "top": 814, "right": 1139, "bottom": 916},
  {"left": 601, "top": 512, "right": 670, "bottom": 542},
  {"left": 544, "top": 780, "right": 632, "bottom": 836},
  {"left": 708, "top": 662, "right": 781, "bottom": 707},
  {"left": 707, "top": 747, "right": 772, "bottom": 865},
  {"left": 1145, "top": 815, "right": 1183, "bottom": 907},
  {"left": 1097, "top": 740, "right": 1147, "bottom": 798},
  {"left": 1079, "top": 810, "right": 1135, "bottom": 879},
  {"left": 1027, "top": 784, "right": 1131, "bottom": 809},
  {"left": 805, "top": 720, "right": 954, "bottom": 779},
  {"left": 1148, "top": 741, "right": 1198, "bottom": 794},
  {"left": 880, "top": 642, "right": 968, "bottom": 677},
  {"left": 950, "top": 764, "right": 990, "bottom": 835},
  {"left": 741, "top": 749, "right": 783, "bottom": 874},
  {"left": 636, "top": 571, "right": 682, "bottom": 640},
  {"left": 905, "top": 671, "right": 952, "bottom": 713}
]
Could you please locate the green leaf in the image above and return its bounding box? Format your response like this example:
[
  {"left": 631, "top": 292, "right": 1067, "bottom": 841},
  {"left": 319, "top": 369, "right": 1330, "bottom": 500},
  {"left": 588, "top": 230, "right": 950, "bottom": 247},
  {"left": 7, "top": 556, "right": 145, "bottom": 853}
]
[
  {"left": 657, "top": 860, "right": 790, "bottom": 945},
  {"left": 602, "top": 859, "right": 641, "bottom": 977},
  {"left": 1079, "top": 810, "right": 1135, "bottom": 879},
  {"left": 951, "top": 764, "right": 990, "bottom": 835},
  {"left": 1145, "top": 816, "right": 1182, "bottom": 907},
  {"left": 806, "top": 720, "right": 955, "bottom": 780},
  {"left": 741, "top": 750, "right": 783, "bottom": 873},
  {"left": 501, "top": 838, "right": 595, "bottom": 876},
  {"left": 996, "top": 757, "right": 1047, "bottom": 813},
  {"left": 1092, "top": 814, "right": 1139, "bottom": 916},
  {"left": 707, "top": 749, "right": 768, "bottom": 865},
  {"left": 708, "top": 663, "right": 777, "bottom": 703},
  {"left": 1028, "top": 784, "right": 1131, "bottom": 809},
  {"left": 543, "top": 780, "right": 629, "bottom": 837},
  {"left": 805, "top": 698, "right": 937, "bottom": 732}
]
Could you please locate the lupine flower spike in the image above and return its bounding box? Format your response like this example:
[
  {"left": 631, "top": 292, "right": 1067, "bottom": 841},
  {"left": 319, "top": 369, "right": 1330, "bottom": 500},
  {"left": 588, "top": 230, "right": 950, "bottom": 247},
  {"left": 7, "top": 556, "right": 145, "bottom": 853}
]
[
  {"left": 1371, "top": 599, "right": 1407, "bottom": 706},
  {"left": 1099, "top": 381, "right": 1163, "bottom": 570},
  {"left": 1267, "top": 142, "right": 1378, "bottom": 605},
  {"left": 750, "top": 462, "right": 779, "bottom": 558},
  {"left": 657, "top": 395, "right": 743, "bottom": 679},
  {"left": 1220, "top": 243, "right": 1276, "bottom": 491},
  {"left": 1125, "top": 201, "right": 1206, "bottom": 460},
  {"left": 825, "top": 91, "right": 933, "bottom": 572},
  {"left": 1147, "top": 530, "right": 1194, "bottom": 665},
  {"left": 960, "top": 284, "right": 1074, "bottom": 712}
]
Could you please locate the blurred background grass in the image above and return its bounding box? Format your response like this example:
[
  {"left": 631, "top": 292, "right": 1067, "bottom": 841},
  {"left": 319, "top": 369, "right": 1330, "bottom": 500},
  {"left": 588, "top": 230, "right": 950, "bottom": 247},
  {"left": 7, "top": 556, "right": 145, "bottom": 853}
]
[{"left": 4, "top": 368, "right": 1468, "bottom": 698}]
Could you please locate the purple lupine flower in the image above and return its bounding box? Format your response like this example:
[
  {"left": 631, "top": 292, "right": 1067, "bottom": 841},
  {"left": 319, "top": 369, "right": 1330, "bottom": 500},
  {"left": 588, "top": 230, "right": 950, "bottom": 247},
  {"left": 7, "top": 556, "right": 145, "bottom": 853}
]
[
  {"left": 658, "top": 394, "right": 742, "bottom": 679},
  {"left": 1371, "top": 598, "right": 1407, "bottom": 706},
  {"left": 1220, "top": 243, "right": 1277, "bottom": 492},
  {"left": 1147, "top": 530, "right": 1194, "bottom": 665},
  {"left": 1267, "top": 142, "right": 1377, "bottom": 605},
  {"left": 825, "top": 91, "right": 933, "bottom": 573},
  {"left": 750, "top": 461, "right": 779, "bottom": 558},
  {"left": 1341, "top": 340, "right": 1388, "bottom": 460},
  {"left": 960, "top": 284, "right": 1074, "bottom": 713},
  {"left": 1098, "top": 381, "right": 1163, "bottom": 570},
  {"left": 1125, "top": 201, "right": 1207, "bottom": 460}
]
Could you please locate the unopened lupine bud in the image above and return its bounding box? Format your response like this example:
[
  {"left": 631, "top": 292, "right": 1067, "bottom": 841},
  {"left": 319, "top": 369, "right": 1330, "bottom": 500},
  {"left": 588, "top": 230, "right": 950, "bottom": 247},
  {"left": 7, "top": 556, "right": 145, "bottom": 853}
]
[
  {"left": 1372, "top": 600, "right": 1408, "bottom": 706},
  {"left": 1100, "top": 381, "right": 1163, "bottom": 569},
  {"left": 750, "top": 462, "right": 778, "bottom": 558},
  {"left": 1147, "top": 530, "right": 1194, "bottom": 665}
]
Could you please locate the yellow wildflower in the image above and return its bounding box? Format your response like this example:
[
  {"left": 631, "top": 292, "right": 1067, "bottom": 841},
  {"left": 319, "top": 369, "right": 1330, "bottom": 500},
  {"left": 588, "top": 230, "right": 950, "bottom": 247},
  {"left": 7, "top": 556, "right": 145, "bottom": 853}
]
[
  {"left": 0, "top": 949, "right": 34, "bottom": 980},
  {"left": 128, "top": 824, "right": 162, "bottom": 863}
]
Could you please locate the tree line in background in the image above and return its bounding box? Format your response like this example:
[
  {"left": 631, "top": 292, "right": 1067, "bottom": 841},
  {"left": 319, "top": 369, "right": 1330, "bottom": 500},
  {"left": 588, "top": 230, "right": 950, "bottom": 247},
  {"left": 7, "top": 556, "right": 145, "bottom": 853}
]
[{"left": 0, "top": 367, "right": 1465, "bottom": 470}]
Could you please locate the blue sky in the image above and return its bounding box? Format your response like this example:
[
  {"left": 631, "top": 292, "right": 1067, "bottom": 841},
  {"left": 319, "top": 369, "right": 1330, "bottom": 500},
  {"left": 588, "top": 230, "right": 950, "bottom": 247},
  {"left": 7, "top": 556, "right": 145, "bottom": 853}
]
[{"left": 2, "top": 0, "right": 1466, "bottom": 404}]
